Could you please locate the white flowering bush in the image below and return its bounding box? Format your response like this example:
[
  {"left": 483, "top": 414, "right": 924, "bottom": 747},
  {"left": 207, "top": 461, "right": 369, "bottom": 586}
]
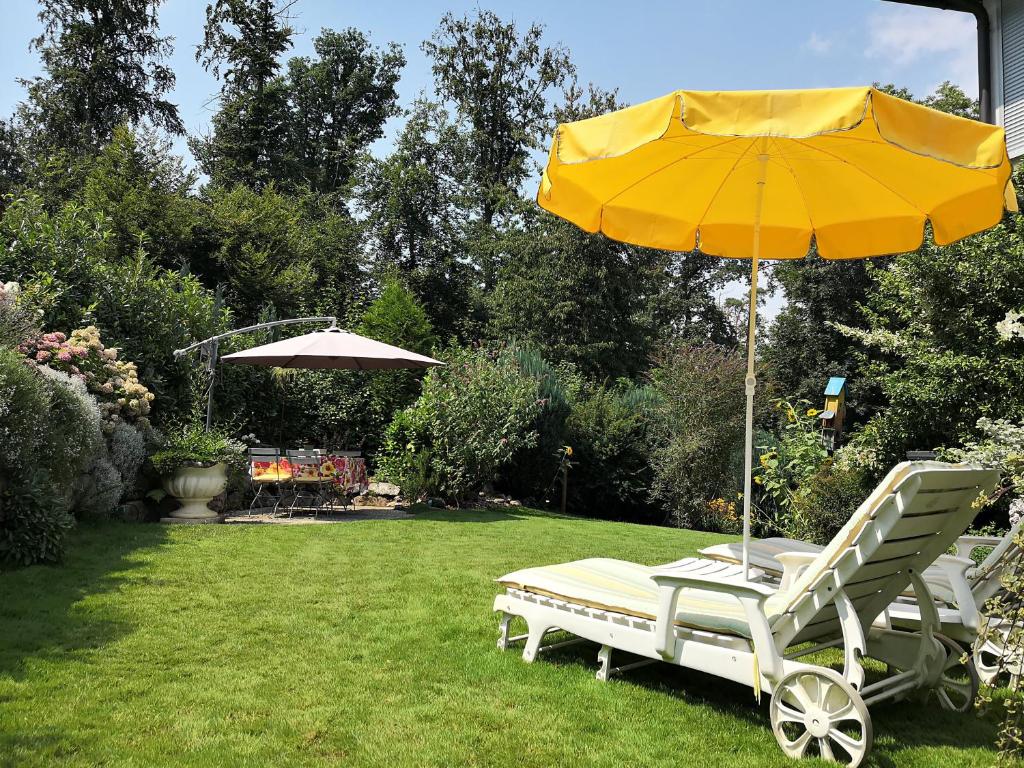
[
  {"left": 997, "top": 309, "right": 1024, "bottom": 342},
  {"left": 939, "top": 417, "right": 1024, "bottom": 762}
]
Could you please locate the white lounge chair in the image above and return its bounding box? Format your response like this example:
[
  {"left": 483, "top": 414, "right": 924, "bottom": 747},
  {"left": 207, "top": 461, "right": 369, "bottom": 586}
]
[
  {"left": 700, "top": 511, "right": 1023, "bottom": 685},
  {"left": 493, "top": 462, "right": 997, "bottom": 766}
]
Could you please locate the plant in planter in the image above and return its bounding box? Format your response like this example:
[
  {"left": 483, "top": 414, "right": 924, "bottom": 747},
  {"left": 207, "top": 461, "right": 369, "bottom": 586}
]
[{"left": 150, "top": 425, "right": 245, "bottom": 519}]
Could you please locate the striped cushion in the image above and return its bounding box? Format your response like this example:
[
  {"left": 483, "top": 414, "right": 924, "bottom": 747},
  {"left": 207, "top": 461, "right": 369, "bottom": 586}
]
[{"left": 497, "top": 558, "right": 777, "bottom": 639}]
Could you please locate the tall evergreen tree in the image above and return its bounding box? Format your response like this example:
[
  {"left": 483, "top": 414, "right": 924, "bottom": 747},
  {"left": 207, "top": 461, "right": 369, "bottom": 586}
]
[
  {"left": 20, "top": 0, "right": 182, "bottom": 151},
  {"left": 196, "top": 6, "right": 404, "bottom": 195},
  {"left": 192, "top": 0, "right": 295, "bottom": 189}
]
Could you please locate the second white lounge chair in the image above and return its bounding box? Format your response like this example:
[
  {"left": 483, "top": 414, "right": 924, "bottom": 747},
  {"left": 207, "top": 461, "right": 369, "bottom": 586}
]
[
  {"left": 493, "top": 462, "right": 997, "bottom": 766},
  {"left": 700, "top": 510, "right": 1023, "bottom": 685}
]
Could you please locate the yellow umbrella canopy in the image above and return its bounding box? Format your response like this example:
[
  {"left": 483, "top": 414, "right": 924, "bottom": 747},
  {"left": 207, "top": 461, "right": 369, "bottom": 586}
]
[{"left": 537, "top": 86, "right": 1017, "bottom": 577}]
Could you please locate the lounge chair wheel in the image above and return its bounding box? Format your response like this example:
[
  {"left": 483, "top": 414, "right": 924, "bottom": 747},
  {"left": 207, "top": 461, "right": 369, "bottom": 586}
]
[
  {"left": 770, "top": 668, "right": 872, "bottom": 767},
  {"left": 930, "top": 634, "right": 979, "bottom": 712},
  {"left": 974, "top": 620, "right": 1024, "bottom": 687}
]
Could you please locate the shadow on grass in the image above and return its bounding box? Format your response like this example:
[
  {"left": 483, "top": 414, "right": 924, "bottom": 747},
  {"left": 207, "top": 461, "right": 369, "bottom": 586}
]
[
  {"left": 523, "top": 630, "right": 1000, "bottom": 761},
  {"left": 408, "top": 507, "right": 533, "bottom": 524},
  {"left": 0, "top": 521, "right": 170, "bottom": 681}
]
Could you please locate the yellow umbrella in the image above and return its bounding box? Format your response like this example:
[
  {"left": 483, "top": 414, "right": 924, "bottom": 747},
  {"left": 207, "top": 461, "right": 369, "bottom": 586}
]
[{"left": 538, "top": 86, "right": 1017, "bottom": 578}]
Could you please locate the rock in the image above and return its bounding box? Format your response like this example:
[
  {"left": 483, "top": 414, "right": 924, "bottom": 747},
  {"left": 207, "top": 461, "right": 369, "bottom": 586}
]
[{"left": 368, "top": 481, "right": 401, "bottom": 497}]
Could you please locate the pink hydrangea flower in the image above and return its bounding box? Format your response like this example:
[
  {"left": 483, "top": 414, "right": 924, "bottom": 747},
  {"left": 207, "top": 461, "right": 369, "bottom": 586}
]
[
  {"left": 57, "top": 349, "right": 73, "bottom": 363},
  {"left": 35, "top": 350, "right": 51, "bottom": 362}
]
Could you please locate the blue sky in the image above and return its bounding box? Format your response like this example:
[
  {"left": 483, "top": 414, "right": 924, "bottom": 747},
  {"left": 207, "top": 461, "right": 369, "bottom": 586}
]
[
  {"left": 0, "top": 0, "right": 980, "bottom": 316},
  {"left": 0, "top": 0, "right": 979, "bottom": 154}
]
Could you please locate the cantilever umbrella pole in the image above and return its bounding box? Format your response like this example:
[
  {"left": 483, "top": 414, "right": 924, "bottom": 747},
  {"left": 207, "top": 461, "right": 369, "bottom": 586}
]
[{"left": 742, "top": 144, "right": 769, "bottom": 581}]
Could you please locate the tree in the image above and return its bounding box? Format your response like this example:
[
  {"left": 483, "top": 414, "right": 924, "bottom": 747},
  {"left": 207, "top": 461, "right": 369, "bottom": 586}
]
[
  {"left": 423, "top": 9, "right": 575, "bottom": 287},
  {"left": 20, "top": 0, "right": 182, "bottom": 151},
  {"left": 192, "top": 0, "right": 295, "bottom": 189},
  {"left": 763, "top": 255, "right": 883, "bottom": 423},
  {"left": 284, "top": 28, "right": 405, "bottom": 194},
  {"left": 356, "top": 277, "right": 437, "bottom": 453},
  {"left": 835, "top": 172, "right": 1024, "bottom": 466},
  {"left": 359, "top": 100, "right": 477, "bottom": 339},
  {"left": 196, "top": 183, "right": 364, "bottom": 325},
  {"left": 79, "top": 125, "right": 201, "bottom": 268},
  {"left": 488, "top": 83, "right": 735, "bottom": 380},
  {"left": 489, "top": 206, "right": 668, "bottom": 380},
  {"left": 763, "top": 81, "right": 978, "bottom": 423},
  {"left": 196, "top": 6, "right": 404, "bottom": 195}
]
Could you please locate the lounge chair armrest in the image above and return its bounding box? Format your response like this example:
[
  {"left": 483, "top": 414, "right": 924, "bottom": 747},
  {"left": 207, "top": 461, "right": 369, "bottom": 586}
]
[
  {"left": 649, "top": 572, "right": 779, "bottom": 677},
  {"left": 954, "top": 535, "right": 1001, "bottom": 560},
  {"left": 775, "top": 551, "right": 818, "bottom": 591},
  {"left": 932, "top": 555, "right": 981, "bottom": 631}
]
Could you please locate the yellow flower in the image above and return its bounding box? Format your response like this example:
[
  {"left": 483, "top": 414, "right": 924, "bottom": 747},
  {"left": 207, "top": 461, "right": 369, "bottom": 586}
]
[
  {"left": 754, "top": 476, "right": 763, "bottom": 485},
  {"left": 564, "top": 446, "right": 573, "bottom": 457},
  {"left": 806, "top": 408, "right": 820, "bottom": 417}
]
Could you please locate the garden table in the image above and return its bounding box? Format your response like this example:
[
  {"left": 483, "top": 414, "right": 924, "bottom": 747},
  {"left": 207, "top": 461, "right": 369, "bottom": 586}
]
[{"left": 250, "top": 453, "right": 369, "bottom": 496}]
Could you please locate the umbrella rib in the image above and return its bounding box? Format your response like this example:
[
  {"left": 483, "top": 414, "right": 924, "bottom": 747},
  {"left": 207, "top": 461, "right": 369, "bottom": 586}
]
[
  {"left": 601, "top": 136, "right": 745, "bottom": 207},
  {"left": 771, "top": 137, "right": 817, "bottom": 235},
  {"left": 694, "top": 138, "right": 760, "bottom": 233},
  {"left": 790, "top": 138, "right": 928, "bottom": 218}
]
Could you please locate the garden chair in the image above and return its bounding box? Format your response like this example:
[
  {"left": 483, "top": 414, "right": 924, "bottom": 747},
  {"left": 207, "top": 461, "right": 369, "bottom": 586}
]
[
  {"left": 247, "top": 446, "right": 287, "bottom": 515},
  {"left": 493, "top": 462, "right": 997, "bottom": 767},
  {"left": 699, "top": 517, "right": 1024, "bottom": 685},
  {"left": 285, "top": 448, "right": 328, "bottom": 517}
]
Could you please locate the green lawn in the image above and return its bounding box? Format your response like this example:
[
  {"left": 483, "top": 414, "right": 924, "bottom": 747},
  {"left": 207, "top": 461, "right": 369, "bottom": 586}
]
[{"left": 0, "top": 509, "right": 1006, "bottom": 767}]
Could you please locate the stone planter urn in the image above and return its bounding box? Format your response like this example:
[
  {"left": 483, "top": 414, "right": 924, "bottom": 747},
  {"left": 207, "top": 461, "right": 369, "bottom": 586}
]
[{"left": 163, "top": 463, "right": 228, "bottom": 519}]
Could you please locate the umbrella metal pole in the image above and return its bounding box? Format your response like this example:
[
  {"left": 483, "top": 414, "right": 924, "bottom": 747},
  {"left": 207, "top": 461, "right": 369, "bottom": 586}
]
[{"left": 742, "top": 145, "right": 769, "bottom": 581}]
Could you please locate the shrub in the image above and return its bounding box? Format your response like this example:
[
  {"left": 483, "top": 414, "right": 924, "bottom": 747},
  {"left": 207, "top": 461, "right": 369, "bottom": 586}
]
[
  {"left": 73, "top": 456, "right": 125, "bottom": 520},
  {"left": 378, "top": 346, "right": 541, "bottom": 502},
  {"left": 87, "top": 254, "right": 229, "bottom": 421},
  {"left": 0, "top": 347, "right": 50, "bottom": 474},
  {"left": 20, "top": 325, "right": 156, "bottom": 432},
  {"left": 497, "top": 345, "right": 574, "bottom": 502},
  {"left": 0, "top": 281, "right": 40, "bottom": 348},
  {"left": 0, "top": 468, "right": 74, "bottom": 568},
  {"left": 150, "top": 423, "right": 246, "bottom": 476},
  {"left": 753, "top": 399, "right": 830, "bottom": 536},
  {"left": 0, "top": 348, "right": 108, "bottom": 564},
  {"left": 0, "top": 194, "right": 112, "bottom": 334},
  {"left": 787, "top": 465, "right": 872, "bottom": 545},
  {"left": 563, "top": 380, "right": 660, "bottom": 522},
  {"left": 649, "top": 344, "right": 747, "bottom": 530},
  {"left": 108, "top": 421, "right": 148, "bottom": 497},
  {"left": 34, "top": 365, "right": 105, "bottom": 489}
]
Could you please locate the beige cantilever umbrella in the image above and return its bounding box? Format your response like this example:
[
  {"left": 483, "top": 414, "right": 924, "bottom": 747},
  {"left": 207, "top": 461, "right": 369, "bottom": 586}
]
[{"left": 220, "top": 324, "right": 443, "bottom": 370}]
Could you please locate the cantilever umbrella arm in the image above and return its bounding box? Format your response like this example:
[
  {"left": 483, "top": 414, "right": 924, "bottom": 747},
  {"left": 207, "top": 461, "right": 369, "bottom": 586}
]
[{"left": 173, "top": 316, "right": 337, "bottom": 430}]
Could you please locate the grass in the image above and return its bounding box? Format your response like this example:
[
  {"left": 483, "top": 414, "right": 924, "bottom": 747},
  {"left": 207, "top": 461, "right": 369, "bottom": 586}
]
[{"left": 0, "top": 508, "right": 1006, "bottom": 767}]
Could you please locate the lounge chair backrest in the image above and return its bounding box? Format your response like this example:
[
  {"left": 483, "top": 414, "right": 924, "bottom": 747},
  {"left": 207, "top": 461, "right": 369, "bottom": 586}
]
[
  {"left": 765, "top": 462, "right": 997, "bottom": 647},
  {"left": 971, "top": 516, "right": 1024, "bottom": 605}
]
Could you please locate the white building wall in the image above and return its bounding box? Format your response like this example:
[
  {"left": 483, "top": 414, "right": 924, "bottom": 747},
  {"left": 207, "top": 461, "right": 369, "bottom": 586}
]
[{"left": 996, "top": 0, "right": 1024, "bottom": 158}]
